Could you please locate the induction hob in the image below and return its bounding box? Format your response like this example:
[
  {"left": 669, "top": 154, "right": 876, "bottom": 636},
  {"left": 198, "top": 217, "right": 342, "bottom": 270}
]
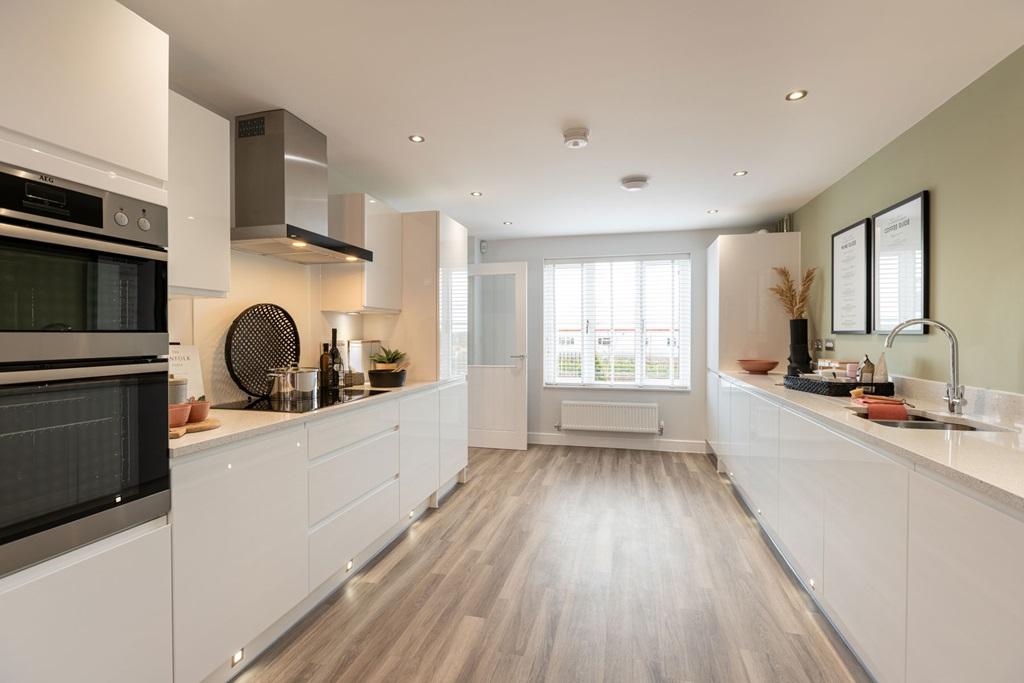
[{"left": 215, "top": 388, "right": 389, "bottom": 413}]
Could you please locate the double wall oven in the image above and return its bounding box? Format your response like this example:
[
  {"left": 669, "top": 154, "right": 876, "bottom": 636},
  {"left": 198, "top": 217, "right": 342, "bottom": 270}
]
[{"left": 0, "top": 163, "right": 170, "bottom": 577}]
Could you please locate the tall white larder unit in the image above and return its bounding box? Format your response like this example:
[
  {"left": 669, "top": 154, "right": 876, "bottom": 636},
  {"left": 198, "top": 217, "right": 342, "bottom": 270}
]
[{"left": 707, "top": 232, "right": 800, "bottom": 373}]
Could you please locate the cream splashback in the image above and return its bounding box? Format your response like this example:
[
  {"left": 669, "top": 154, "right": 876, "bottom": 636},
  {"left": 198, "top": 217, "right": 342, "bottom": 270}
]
[{"left": 168, "top": 251, "right": 362, "bottom": 402}]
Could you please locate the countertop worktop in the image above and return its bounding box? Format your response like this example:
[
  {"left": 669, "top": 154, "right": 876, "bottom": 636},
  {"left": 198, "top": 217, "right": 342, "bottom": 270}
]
[
  {"left": 720, "top": 371, "right": 1024, "bottom": 515},
  {"left": 168, "top": 380, "right": 454, "bottom": 459}
]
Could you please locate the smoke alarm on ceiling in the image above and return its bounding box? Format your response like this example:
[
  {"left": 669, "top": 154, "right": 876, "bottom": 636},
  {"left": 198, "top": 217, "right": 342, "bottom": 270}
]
[
  {"left": 620, "top": 175, "right": 650, "bottom": 191},
  {"left": 563, "top": 127, "right": 590, "bottom": 149}
]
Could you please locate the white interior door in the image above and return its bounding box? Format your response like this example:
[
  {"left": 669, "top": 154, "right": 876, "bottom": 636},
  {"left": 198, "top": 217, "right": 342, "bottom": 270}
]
[{"left": 468, "top": 262, "right": 528, "bottom": 450}]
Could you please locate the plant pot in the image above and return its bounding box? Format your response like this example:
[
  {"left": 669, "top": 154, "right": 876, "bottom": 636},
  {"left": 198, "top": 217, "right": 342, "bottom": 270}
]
[
  {"left": 368, "top": 369, "right": 406, "bottom": 388},
  {"left": 787, "top": 318, "right": 813, "bottom": 376},
  {"left": 169, "top": 403, "right": 192, "bottom": 428},
  {"left": 374, "top": 362, "right": 398, "bottom": 371}
]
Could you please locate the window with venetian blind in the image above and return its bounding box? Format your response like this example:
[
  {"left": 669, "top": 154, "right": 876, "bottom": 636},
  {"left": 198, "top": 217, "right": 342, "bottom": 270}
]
[{"left": 543, "top": 254, "right": 692, "bottom": 389}]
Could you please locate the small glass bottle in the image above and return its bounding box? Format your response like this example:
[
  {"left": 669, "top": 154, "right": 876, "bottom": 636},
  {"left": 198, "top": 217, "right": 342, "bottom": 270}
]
[
  {"left": 319, "top": 343, "right": 331, "bottom": 390},
  {"left": 329, "top": 328, "right": 343, "bottom": 390}
]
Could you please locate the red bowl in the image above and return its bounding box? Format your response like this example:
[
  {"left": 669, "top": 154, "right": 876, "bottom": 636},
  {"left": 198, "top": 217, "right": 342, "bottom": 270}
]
[
  {"left": 169, "top": 403, "right": 192, "bottom": 428},
  {"left": 738, "top": 359, "right": 779, "bottom": 374}
]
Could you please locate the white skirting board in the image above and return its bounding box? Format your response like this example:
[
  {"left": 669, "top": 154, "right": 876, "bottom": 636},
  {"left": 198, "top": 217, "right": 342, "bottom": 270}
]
[{"left": 528, "top": 431, "right": 707, "bottom": 454}]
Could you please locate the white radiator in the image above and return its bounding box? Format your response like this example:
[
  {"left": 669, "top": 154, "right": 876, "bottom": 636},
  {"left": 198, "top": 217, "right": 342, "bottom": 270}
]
[{"left": 556, "top": 401, "right": 662, "bottom": 435}]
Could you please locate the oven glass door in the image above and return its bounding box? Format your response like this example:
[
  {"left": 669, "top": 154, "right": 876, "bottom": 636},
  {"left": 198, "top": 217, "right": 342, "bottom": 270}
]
[
  {"left": 0, "top": 227, "right": 167, "bottom": 361},
  {"left": 0, "top": 363, "right": 169, "bottom": 548}
]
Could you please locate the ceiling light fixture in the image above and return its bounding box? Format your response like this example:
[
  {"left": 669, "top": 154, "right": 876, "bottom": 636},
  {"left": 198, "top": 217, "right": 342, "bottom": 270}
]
[
  {"left": 785, "top": 89, "right": 808, "bottom": 101},
  {"left": 733, "top": 170, "right": 748, "bottom": 177},
  {"left": 470, "top": 191, "right": 482, "bottom": 197},
  {"left": 291, "top": 240, "right": 307, "bottom": 247},
  {"left": 563, "top": 127, "right": 590, "bottom": 149},
  {"left": 706, "top": 209, "right": 719, "bottom": 215},
  {"left": 503, "top": 221, "right": 513, "bottom": 225},
  {"left": 408, "top": 134, "right": 425, "bottom": 143},
  {"left": 620, "top": 175, "right": 650, "bottom": 192}
]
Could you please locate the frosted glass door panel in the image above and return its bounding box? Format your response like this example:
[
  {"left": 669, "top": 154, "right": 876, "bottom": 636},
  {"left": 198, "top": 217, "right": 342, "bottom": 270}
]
[{"left": 469, "top": 273, "right": 516, "bottom": 366}]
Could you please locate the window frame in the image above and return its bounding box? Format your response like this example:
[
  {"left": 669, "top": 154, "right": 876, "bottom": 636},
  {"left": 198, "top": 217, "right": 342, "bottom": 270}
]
[{"left": 542, "top": 252, "right": 693, "bottom": 392}]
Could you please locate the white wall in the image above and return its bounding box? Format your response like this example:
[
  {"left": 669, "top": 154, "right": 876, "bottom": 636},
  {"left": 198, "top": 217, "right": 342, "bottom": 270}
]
[
  {"left": 481, "top": 227, "right": 740, "bottom": 453},
  {"left": 168, "top": 251, "right": 363, "bottom": 402}
]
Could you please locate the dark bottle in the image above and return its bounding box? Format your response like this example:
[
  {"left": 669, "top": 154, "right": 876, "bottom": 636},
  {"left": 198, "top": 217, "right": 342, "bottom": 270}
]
[
  {"left": 329, "top": 328, "right": 343, "bottom": 390},
  {"left": 319, "top": 343, "right": 331, "bottom": 390}
]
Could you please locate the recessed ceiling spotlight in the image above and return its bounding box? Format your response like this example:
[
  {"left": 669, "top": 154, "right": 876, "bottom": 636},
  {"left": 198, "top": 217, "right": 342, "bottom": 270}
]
[
  {"left": 470, "top": 191, "right": 483, "bottom": 197},
  {"left": 368, "top": 198, "right": 377, "bottom": 203},
  {"left": 733, "top": 170, "right": 749, "bottom": 177},
  {"left": 503, "top": 221, "right": 513, "bottom": 225},
  {"left": 620, "top": 175, "right": 650, "bottom": 192},
  {"left": 563, "top": 127, "right": 590, "bottom": 149},
  {"left": 408, "top": 134, "right": 425, "bottom": 143},
  {"left": 785, "top": 89, "right": 808, "bottom": 101},
  {"left": 706, "top": 209, "right": 719, "bottom": 215}
]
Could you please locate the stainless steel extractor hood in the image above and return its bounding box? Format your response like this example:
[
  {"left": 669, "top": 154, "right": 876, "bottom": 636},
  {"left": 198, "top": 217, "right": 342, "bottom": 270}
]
[{"left": 232, "top": 109, "right": 372, "bottom": 264}]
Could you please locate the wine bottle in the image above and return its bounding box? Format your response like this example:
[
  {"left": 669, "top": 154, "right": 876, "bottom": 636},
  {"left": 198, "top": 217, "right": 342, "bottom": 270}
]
[
  {"left": 329, "top": 328, "right": 343, "bottom": 390},
  {"left": 319, "top": 343, "right": 331, "bottom": 390}
]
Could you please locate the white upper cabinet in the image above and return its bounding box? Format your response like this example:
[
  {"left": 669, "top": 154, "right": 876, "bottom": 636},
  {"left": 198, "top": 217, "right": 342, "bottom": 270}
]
[
  {"left": 368, "top": 211, "right": 468, "bottom": 382},
  {"left": 322, "top": 194, "right": 402, "bottom": 313},
  {"left": 706, "top": 233, "right": 799, "bottom": 373},
  {"left": 167, "top": 91, "right": 230, "bottom": 295},
  {"left": 0, "top": 0, "right": 168, "bottom": 202}
]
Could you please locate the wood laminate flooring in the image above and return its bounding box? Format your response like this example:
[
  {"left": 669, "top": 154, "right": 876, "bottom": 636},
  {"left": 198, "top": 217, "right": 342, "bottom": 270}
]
[{"left": 239, "top": 446, "right": 870, "bottom": 683}]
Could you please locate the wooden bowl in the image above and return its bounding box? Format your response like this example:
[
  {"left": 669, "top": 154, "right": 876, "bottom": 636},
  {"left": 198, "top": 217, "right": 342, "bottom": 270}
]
[
  {"left": 169, "top": 403, "right": 192, "bottom": 428},
  {"left": 738, "top": 359, "right": 779, "bottom": 374},
  {"left": 187, "top": 401, "right": 212, "bottom": 423}
]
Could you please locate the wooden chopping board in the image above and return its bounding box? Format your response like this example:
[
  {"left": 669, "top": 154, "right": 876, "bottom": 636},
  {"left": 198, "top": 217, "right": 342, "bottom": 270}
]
[{"left": 169, "top": 418, "right": 222, "bottom": 439}]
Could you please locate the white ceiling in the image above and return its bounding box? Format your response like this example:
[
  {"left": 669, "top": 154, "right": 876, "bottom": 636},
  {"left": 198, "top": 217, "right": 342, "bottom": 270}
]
[{"left": 122, "top": 0, "right": 1024, "bottom": 240}]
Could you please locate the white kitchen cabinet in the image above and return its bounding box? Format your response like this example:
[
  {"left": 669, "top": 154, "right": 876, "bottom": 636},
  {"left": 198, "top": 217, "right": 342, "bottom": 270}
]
[
  {"left": 168, "top": 91, "right": 231, "bottom": 295},
  {"left": 823, "top": 436, "right": 908, "bottom": 683},
  {"left": 730, "top": 384, "right": 752, "bottom": 492},
  {"left": 308, "top": 430, "right": 400, "bottom": 526},
  {"left": 0, "top": 522, "right": 172, "bottom": 683},
  {"left": 906, "top": 472, "right": 1024, "bottom": 683},
  {"left": 171, "top": 426, "right": 308, "bottom": 683},
  {"left": 716, "top": 376, "right": 733, "bottom": 474},
  {"left": 364, "top": 212, "right": 468, "bottom": 382},
  {"left": 309, "top": 478, "right": 400, "bottom": 591},
  {"left": 439, "top": 380, "right": 469, "bottom": 484},
  {"left": 747, "top": 394, "right": 780, "bottom": 531},
  {"left": 778, "top": 408, "right": 826, "bottom": 594},
  {"left": 400, "top": 388, "right": 441, "bottom": 513},
  {"left": 0, "top": 1, "right": 168, "bottom": 201},
  {"left": 322, "top": 193, "right": 403, "bottom": 313},
  {"left": 706, "top": 233, "right": 800, "bottom": 374},
  {"left": 706, "top": 370, "right": 720, "bottom": 453}
]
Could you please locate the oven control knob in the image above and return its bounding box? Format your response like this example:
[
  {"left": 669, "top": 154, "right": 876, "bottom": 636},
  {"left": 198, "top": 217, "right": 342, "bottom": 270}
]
[
  {"left": 138, "top": 217, "right": 151, "bottom": 231},
  {"left": 114, "top": 211, "right": 129, "bottom": 226}
]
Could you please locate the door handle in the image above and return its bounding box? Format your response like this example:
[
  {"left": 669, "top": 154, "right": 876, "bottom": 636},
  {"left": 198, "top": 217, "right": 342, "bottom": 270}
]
[{"left": 510, "top": 354, "right": 527, "bottom": 360}]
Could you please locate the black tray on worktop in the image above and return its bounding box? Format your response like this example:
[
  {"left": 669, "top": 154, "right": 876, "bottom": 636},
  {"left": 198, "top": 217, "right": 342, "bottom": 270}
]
[{"left": 783, "top": 375, "right": 895, "bottom": 397}]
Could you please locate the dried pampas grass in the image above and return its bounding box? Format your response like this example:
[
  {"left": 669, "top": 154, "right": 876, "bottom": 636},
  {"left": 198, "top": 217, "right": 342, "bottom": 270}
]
[{"left": 769, "top": 266, "right": 817, "bottom": 319}]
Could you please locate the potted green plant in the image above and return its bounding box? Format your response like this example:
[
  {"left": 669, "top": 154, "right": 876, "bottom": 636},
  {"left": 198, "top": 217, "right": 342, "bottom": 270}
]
[
  {"left": 370, "top": 347, "right": 407, "bottom": 371},
  {"left": 368, "top": 347, "right": 408, "bottom": 387}
]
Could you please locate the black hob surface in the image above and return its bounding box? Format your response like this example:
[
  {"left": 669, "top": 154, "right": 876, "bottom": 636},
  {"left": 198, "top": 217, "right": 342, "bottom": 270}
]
[{"left": 215, "top": 388, "right": 388, "bottom": 413}]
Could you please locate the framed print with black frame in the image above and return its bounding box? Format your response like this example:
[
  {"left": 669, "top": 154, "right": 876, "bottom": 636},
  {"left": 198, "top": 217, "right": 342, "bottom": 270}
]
[
  {"left": 871, "top": 190, "right": 929, "bottom": 334},
  {"left": 831, "top": 218, "right": 871, "bottom": 334}
]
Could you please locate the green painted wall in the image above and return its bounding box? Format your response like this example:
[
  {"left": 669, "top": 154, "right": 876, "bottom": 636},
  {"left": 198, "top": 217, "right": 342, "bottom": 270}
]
[{"left": 794, "top": 45, "right": 1024, "bottom": 393}]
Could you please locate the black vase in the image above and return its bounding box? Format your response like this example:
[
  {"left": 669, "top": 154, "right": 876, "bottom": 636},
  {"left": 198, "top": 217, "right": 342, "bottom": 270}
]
[{"left": 787, "top": 318, "right": 812, "bottom": 376}]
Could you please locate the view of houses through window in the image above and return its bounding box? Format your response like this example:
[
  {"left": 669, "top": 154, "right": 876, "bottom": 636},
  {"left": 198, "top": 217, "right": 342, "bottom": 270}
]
[{"left": 543, "top": 254, "right": 691, "bottom": 389}]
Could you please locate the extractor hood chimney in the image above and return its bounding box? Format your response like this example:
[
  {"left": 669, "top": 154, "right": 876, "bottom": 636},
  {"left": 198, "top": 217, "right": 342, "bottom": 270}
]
[{"left": 232, "top": 109, "right": 372, "bottom": 264}]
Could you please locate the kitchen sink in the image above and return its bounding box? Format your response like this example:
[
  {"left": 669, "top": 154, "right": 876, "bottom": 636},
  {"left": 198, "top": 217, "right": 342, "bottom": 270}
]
[{"left": 854, "top": 412, "right": 1005, "bottom": 432}]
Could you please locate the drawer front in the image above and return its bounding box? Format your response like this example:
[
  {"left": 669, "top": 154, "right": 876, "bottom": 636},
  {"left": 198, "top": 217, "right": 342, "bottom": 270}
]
[
  {"left": 308, "top": 479, "right": 400, "bottom": 590},
  {"left": 308, "top": 430, "right": 399, "bottom": 526},
  {"left": 306, "top": 401, "right": 399, "bottom": 459}
]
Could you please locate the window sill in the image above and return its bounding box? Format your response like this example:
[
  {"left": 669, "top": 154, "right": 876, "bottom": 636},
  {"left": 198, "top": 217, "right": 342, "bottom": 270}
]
[{"left": 543, "top": 383, "right": 691, "bottom": 393}]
